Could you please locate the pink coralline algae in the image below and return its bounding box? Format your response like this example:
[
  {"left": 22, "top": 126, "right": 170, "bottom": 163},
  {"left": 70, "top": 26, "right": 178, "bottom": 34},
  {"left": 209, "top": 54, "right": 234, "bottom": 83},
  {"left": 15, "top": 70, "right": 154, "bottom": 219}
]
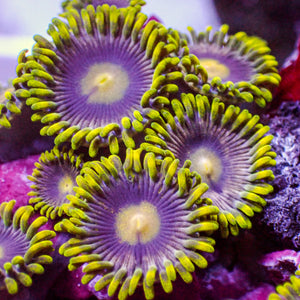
[
  {"left": 50, "top": 267, "right": 93, "bottom": 300},
  {"left": 0, "top": 154, "right": 39, "bottom": 207},
  {"left": 198, "top": 265, "right": 252, "bottom": 299},
  {"left": 259, "top": 250, "right": 300, "bottom": 285},
  {"left": 239, "top": 284, "right": 276, "bottom": 300}
]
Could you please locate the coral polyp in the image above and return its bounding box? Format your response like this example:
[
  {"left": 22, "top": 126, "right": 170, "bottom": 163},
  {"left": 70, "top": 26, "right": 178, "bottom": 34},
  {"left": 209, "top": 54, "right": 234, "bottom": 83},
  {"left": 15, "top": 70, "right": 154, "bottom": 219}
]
[
  {"left": 181, "top": 24, "right": 281, "bottom": 107},
  {"left": 62, "top": 0, "right": 146, "bottom": 11},
  {"left": 141, "top": 93, "right": 276, "bottom": 237},
  {"left": 28, "top": 147, "right": 83, "bottom": 220},
  {"left": 17, "top": 5, "right": 172, "bottom": 157},
  {"left": 55, "top": 149, "right": 220, "bottom": 299},
  {"left": 0, "top": 50, "right": 33, "bottom": 129},
  {"left": 0, "top": 200, "right": 55, "bottom": 295}
]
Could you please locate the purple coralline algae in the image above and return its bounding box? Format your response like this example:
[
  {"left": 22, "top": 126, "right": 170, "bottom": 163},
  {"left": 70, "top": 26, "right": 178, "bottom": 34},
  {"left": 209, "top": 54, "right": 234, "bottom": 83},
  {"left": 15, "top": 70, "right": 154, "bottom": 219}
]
[{"left": 259, "top": 101, "right": 300, "bottom": 249}]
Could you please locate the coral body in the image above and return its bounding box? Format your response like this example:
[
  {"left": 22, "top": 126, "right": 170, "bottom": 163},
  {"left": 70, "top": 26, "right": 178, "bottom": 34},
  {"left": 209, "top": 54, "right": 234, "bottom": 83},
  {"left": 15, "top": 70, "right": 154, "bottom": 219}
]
[
  {"left": 0, "top": 200, "right": 55, "bottom": 295},
  {"left": 55, "top": 149, "right": 220, "bottom": 299},
  {"left": 180, "top": 24, "right": 281, "bottom": 107},
  {"left": 142, "top": 93, "right": 276, "bottom": 237},
  {"left": 0, "top": 232, "right": 74, "bottom": 300},
  {"left": 28, "top": 147, "right": 83, "bottom": 219},
  {"left": 14, "top": 5, "right": 175, "bottom": 157}
]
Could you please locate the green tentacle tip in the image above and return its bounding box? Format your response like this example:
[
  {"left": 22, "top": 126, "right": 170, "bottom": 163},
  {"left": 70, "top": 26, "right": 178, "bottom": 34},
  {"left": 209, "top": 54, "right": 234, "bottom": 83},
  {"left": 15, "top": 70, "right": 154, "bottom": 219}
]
[
  {"left": 62, "top": 0, "right": 146, "bottom": 12},
  {"left": 0, "top": 200, "right": 55, "bottom": 295},
  {"left": 55, "top": 148, "right": 219, "bottom": 299},
  {"left": 5, "top": 278, "right": 18, "bottom": 295}
]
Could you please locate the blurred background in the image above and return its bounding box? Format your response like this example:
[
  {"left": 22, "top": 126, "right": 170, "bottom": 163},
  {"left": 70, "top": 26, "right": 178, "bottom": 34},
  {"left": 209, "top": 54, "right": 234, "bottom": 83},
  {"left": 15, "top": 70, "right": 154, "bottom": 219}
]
[
  {"left": 213, "top": 0, "right": 300, "bottom": 66},
  {"left": 0, "top": 0, "right": 300, "bottom": 84}
]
